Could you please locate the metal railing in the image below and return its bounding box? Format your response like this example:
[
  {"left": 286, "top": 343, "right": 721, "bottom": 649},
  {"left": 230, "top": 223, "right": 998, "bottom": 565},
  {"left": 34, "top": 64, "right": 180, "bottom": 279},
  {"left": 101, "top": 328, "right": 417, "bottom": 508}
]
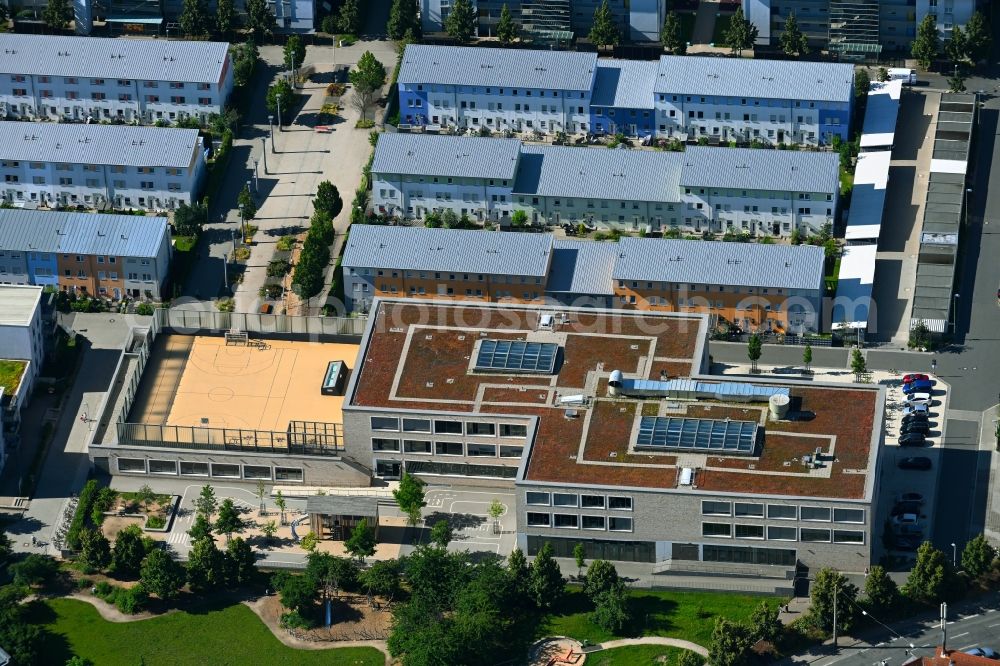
[
  {"left": 156, "top": 308, "right": 367, "bottom": 338},
  {"left": 117, "top": 421, "right": 345, "bottom": 456}
]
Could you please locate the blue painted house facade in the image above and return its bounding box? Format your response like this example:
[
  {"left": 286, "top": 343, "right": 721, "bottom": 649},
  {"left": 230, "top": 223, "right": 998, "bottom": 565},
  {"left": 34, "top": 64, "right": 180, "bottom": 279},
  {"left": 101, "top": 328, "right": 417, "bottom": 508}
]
[{"left": 397, "top": 45, "right": 855, "bottom": 146}]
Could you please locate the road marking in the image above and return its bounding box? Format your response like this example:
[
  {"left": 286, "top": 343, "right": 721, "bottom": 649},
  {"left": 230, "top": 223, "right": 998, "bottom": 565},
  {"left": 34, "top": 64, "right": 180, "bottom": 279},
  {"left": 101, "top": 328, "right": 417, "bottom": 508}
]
[
  {"left": 952, "top": 632, "right": 969, "bottom": 639},
  {"left": 959, "top": 645, "right": 977, "bottom": 651},
  {"left": 988, "top": 622, "right": 1000, "bottom": 628}
]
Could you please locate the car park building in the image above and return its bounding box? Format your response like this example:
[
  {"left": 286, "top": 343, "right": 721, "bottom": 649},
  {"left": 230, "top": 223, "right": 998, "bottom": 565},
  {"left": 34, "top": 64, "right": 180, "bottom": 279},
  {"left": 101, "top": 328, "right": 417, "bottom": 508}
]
[
  {"left": 339, "top": 299, "right": 885, "bottom": 576},
  {"left": 371, "top": 134, "right": 840, "bottom": 235},
  {"left": 397, "top": 45, "right": 854, "bottom": 145},
  {"left": 0, "top": 34, "right": 233, "bottom": 124},
  {"left": 0, "top": 122, "right": 206, "bottom": 211},
  {"left": 341, "top": 224, "right": 826, "bottom": 334},
  {"left": 0, "top": 209, "right": 172, "bottom": 300}
]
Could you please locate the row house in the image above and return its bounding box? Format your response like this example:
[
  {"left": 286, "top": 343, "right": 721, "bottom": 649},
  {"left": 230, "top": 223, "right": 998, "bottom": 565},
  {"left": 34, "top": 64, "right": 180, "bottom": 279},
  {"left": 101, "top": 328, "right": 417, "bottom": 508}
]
[
  {"left": 0, "top": 122, "right": 206, "bottom": 211},
  {"left": 0, "top": 34, "right": 233, "bottom": 125}
]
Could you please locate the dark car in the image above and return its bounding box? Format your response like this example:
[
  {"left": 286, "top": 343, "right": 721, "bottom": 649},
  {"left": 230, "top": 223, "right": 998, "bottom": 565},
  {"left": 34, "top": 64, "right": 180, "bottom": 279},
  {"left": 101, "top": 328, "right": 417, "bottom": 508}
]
[
  {"left": 899, "top": 433, "right": 927, "bottom": 446},
  {"left": 903, "top": 380, "right": 934, "bottom": 394},
  {"left": 901, "top": 421, "right": 930, "bottom": 435},
  {"left": 892, "top": 501, "right": 923, "bottom": 517},
  {"left": 895, "top": 535, "right": 922, "bottom": 551},
  {"left": 964, "top": 648, "right": 1000, "bottom": 660},
  {"left": 898, "top": 456, "right": 932, "bottom": 470},
  {"left": 902, "top": 413, "right": 929, "bottom": 423},
  {"left": 902, "top": 373, "right": 929, "bottom": 384}
]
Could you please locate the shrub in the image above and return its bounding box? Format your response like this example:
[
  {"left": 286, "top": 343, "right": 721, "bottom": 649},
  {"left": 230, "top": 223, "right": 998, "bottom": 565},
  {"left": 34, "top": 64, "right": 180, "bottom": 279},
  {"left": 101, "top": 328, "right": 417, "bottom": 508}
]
[
  {"left": 146, "top": 515, "right": 166, "bottom": 529},
  {"left": 115, "top": 585, "right": 148, "bottom": 614},
  {"left": 276, "top": 235, "right": 297, "bottom": 251},
  {"left": 94, "top": 581, "right": 115, "bottom": 599},
  {"left": 68, "top": 479, "right": 102, "bottom": 550},
  {"left": 135, "top": 302, "right": 155, "bottom": 316}
]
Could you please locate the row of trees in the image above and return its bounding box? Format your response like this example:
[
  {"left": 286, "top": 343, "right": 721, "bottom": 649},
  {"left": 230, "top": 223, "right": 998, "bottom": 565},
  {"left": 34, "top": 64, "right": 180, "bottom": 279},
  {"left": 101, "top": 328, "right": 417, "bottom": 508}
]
[
  {"left": 178, "top": 0, "right": 275, "bottom": 41},
  {"left": 290, "top": 182, "right": 339, "bottom": 300},
  {"left": 912, "top": 10, "right": 991, "bottom": 74},
  {"left": 321, "top": 0, "right": 364, "bottom": 37}
]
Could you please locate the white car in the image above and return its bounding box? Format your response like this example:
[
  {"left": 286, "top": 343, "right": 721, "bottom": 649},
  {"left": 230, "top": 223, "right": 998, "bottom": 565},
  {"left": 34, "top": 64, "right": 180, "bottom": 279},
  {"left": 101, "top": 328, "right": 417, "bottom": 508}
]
[
  {"left": 906, "top": 392, "right": 932, "bottom": 405},
  {"left": 903, "top": 404, "right": 929, "bottom": 416},
  {"left": 892, "top": 513, "right": 920, "bottom": 526}
]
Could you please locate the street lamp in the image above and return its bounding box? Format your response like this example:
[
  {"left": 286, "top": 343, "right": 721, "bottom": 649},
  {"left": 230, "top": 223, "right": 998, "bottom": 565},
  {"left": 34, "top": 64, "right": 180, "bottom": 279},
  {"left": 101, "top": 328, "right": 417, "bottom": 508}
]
[
  {"left": 952, "top": 293, "right": 960, "bottom": 332},
  {"left": 951, "top": 543, "right": 957, "bottom": 567},
  {"left": 238, "top": 203, "right": 245, "bottom": 240},
  {"left": 268, "top": 115, "right": 275, "bottom": 151},
  {"left": 276, "top": 95, "right": 283, "bottom": 132},
  {"left": 260, "top": 137, "right": 268, "bottom": 174},
  {"left": 965, "top": 187, "right": 972, "bottom": 225},
  {"left": 252, "top": 159, "right": 259, "bottom": 193}
]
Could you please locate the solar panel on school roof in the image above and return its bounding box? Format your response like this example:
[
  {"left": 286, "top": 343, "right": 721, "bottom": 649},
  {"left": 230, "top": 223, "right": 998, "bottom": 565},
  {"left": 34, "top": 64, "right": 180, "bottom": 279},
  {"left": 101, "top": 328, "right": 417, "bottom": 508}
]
[
  {"left": 636, "top": 417, "right": 758, "bottom": 454},
  {"left": 475, "top": 340, "right": 559, "bottom": 374}
]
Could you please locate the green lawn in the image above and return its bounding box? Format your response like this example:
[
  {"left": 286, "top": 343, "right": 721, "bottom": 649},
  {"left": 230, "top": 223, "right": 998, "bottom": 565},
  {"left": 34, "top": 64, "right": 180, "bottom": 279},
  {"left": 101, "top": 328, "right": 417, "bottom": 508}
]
[
  {"left": 0, "top": 359, "right": 26, "bottom": 394},
  {"left": 588, "top": 645, "right": 693, "bottom": 666},
  {"left": 544, "top": 587, "right": 780, "bottom": 647},
  {"left": 26, "top": 598, "right": 384, "bottom": 666}
]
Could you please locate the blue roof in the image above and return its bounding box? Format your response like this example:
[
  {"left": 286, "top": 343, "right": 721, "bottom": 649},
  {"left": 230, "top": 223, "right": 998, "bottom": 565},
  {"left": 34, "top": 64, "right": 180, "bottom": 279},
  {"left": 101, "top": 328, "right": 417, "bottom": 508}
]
[
  {"left": 398, "top": 44, "right": 598, "bottom": 92},
  {"left": 621, "top": 377, "right": 789, "bottom": 399},
  {"left": 547, "top": 240, "right": 620, "bottom": 295},
  {"left": 591, "top": 59, "right": 658, "bottom": 109},
  {"left": 655, "top": 55, "right": 854, "bottom": 104},
  {"left": 0, "top": 209, "right": 168, "bottom": 258}
]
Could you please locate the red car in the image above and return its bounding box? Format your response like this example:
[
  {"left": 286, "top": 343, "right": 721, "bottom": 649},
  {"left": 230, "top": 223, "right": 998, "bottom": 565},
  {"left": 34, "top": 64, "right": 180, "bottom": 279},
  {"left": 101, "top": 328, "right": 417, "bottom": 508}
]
[{"left": 903, "top": 373, "right": 929, "bottom": 384}]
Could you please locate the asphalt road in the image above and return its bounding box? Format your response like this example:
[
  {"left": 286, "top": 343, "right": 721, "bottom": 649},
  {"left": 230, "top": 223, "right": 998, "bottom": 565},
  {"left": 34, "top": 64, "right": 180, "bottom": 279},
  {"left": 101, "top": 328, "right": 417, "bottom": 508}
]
[{"left": 931, "top": 420, "right": 984, "bottom": 555}]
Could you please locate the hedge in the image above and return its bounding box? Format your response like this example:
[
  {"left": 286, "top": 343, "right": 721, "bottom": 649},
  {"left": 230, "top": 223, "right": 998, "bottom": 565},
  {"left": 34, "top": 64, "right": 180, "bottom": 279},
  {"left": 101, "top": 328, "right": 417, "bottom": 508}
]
[{"left": 67, "top": 479, "right": 102, "bottom": 551}]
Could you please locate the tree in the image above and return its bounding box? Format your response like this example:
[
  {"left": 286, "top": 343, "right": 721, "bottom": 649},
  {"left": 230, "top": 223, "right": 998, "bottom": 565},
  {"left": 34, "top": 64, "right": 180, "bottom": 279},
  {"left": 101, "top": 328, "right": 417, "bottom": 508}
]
[
  {"left": 904, "top": 542, "right": 952, "bottom": 603},
  {"left": 679, "top": 651, "right": 704, "bottom": 666},
  {"left": 187, "top": 536, "right": 226, "bottom": 591},
  {"left": 140, "top": 549, "right": 186, "bottom": 600},
  {"left": 173, "top": 201, "right": 208, "bottom": 237},
  {"left": 661, "top": 11, "right": 686, "bottom": 55},
  {"left": 361, "top": 558, "right": 401, "bottom": 607},
  {"left": 225, "top": 537, "right": 257, "bottom": 585},
  {"left": 747, "top": 333, "right": 762, "bottom": 373},
  {"left": 387, "top": 0, "right": 420, "bottom": 40},
  {"left": 42, "top": 0, "right": 72, "bottom": 30},
  {"left": 244, "top": 0, "right": 275, "bottom": 43},
  {"left": 863, "top": 564, "right": 900, "bottom": 614},
  {"left": 807, "top": 567, "right": 858, "bottom": 633},
  {"left": 284, "top": 35, "right": 306, "bottom": 71},
  {"left": 0, "top": 5, "right": 9, "bottom": 31},
  {"left": 850, "top": 348, "right": 867, "bottom": 381},
  {"left": 349, "top": 51, "right": 387, "bottom": 122},
  {"left": 393, "top": 471, "right": 427, "bottom": 526},
  {"left": 802, "top": 342, "right": 813, "bottom": 374},
  {"left": 111, "top": 525, "right": 149, "bottom": 577},
  {"left": 275, "top": 490, "right": 287, "bottom": 525},
  {"left": 964, "top": 11, "right": 991, "bottom": 63},
  {"left": 214, "top": 498, "right": 245, "bottom": 544},
  {"left": 313, "top": 181, "right": 344, "bottom": 220},
  {"left": 179, "top": 0, "right": 211, "bottom": 37},
  {"left": 279, "top": 574, "right": 317, "bottom": 614},
  {"left": 496, "top": 3, "right": 518, "bottom": 46},
  {"left": 912, "top": 15, "right": 939, "bottom": 71},
  {"left": 430, "top": 519, "right": 453, "bottom": 548},
  {"left": 961, "top": 534, "right": 997, "bottom": 580},
  {"left": 307, "top": 551, "right": 358, "bottom": 600},
  {"left": 261, "top": 520, "right": 278, "bottom": 544},
  {"left": 528, "top": 542, "right": 564, "bottom": 608},
  {"left": 749, "top": 600, "right": 782, "bottom": 643},
  {"left": 779, "top": 11, "right": 808, "bottom": 56},
  {"left": 588, "top": 0, "right": 619, "bottom": 51},
  {"left": 188, "top": 512, "right": 214, "bottom": 542},
  {"left": 944, "top": 25, "right": 967, "bottom": 67},
  {"left": 230, "top": 41, "right": 259, "bottom": 89},
  {"left": 506, "top": 547, "right": 530, "bottom": 602},
  {"left": 300, "top": 530, "right": 319, "bottom": 552},
  {"left": 584, "top": 560, "right": 622, "bottom": 601},
  {"left": 573, "top": 542, "right": 586, "bottom": 578},
  {"left": 215, "top": 0, "right": 235, "bottom": 37},
  {"left": 195, "top": 484, "right": 217, "bottom": 518},
  {"left": 10, "top": 554, "right": 58, "bottom": 587},
  {"left": 445, "top": 0, "right": 476, "bottom": 43},
  {"left": 336, "top": 0, "right": 361, "bottom": 34},
  {"left": 511, "top": 209, "right": 528, "bottom": 227},
  {"left": 136, "top": 484, "right": 156, "bottom": 512},
  {"left": 710, "top": 618, "right": 755, "bottom": 666},
  {"left": 591, "top": 581, "right": 630, "bottom": 633},
  {"left": 0, "top": 586, "right": 42, "bottom": 665},
  {"left": 877, "top": 66, "right": 889, "bottom": 82},
  {"left": 723, "top": 7, "right": 758, "bottom": 56},
  {"left": 265, "top": 78, "right": 293, "bottom": 122},
  {"left": 237, "top": 184, "right": 258, "bottom": 231},
  {"left": 345, "top": 518, "right": 377, "bottom": 562},
  {"left": 0, "top": 530, "right": 12, "bottom": 570},
  {"left": 948, "top": 72, "right": 967, "bottom": 93},
  {"left": 66, "top": 657, "right": 92, "bottom": 666},
  {"left": 488, "top": 499, "right": 505, "bottom": 534},
  {"left": 78, "top": 528, "right": 112, "bottom": 570}
]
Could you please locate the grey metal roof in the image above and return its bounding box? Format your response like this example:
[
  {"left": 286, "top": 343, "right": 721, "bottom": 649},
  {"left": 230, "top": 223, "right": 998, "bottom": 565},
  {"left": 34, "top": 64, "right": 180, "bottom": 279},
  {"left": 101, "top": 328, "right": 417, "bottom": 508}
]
[
  {"left": 398, "top": 44, "right": 598, "bottom": 91},
  {"left": 0, "top": 122, "right": 201, "bottom": 168},
  {"left": 612, "top": 237, "right": 825, "bottom": 291},
  {"left": 305, "top": 495, "right": 379, "bottom": 517},
  {"left": 0, "top": 34, "right": 230, "bottom": 84},
  {"left": 654, "top": 55, "right": 854, "bottom": 103},
  {"left": 513, "top": 144, "right": 684, "bottom": 203},
  {"left": 342, "top": 224, "right": 553, "bottom": 277},
  {"left": 0, "top": 209, "right": 168, "bottom": 258},
  {"left": 547, "top": 240, "right": 620, "bottom": 295},
  {"left": 591, "top": 59, "right": 658, "bottom": 109},
  {"left": 679, "top": 146, "right": 839, "bottom": 194},
  {"left": 371, "top": 133, "right": 521, "bottom": 181},
  {"left": 0, "top": 285, "right": 42, "bottom": 327}
]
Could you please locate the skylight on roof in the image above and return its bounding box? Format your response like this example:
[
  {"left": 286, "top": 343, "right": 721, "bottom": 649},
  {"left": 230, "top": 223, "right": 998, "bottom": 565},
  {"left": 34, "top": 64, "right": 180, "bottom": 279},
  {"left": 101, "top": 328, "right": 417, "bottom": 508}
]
[
  {"left": 636, "top": 417, "right": 758, "bottom": 455},
  {"left": 474, "top": 339, "right": 558, "bottom": 374}
]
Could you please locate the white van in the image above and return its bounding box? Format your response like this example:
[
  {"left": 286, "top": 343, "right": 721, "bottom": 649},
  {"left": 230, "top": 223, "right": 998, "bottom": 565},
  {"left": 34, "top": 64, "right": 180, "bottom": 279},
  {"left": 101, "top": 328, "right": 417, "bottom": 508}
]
[{"left": 887, "top": 68, "right": 917, "bottom": 85}]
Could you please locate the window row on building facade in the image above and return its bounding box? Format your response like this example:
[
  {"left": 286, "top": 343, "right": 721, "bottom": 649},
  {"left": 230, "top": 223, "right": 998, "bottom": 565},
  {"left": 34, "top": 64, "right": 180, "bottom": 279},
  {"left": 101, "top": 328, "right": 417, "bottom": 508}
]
[{"left": 115, "top": 457, "right": 304, "bottom": 482}]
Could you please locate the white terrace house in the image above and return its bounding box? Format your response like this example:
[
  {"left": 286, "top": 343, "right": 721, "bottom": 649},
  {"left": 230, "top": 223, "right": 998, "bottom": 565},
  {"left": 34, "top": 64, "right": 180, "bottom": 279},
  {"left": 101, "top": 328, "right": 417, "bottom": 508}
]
[
  {"left": 0, "top": 34, "right": 233, "bottom": 125},
  {"left": 371, "top": 134, "right": 839, "bottom": 237}
]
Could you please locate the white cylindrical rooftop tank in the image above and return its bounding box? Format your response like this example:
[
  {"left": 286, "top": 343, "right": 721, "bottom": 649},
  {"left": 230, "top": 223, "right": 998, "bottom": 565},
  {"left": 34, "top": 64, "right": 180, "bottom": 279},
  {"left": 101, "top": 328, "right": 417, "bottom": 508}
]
[
  {"left": 769, "top": 394, "right": 790, "bottom": 419},
  {"left": 608, "top": 369, "right": 623, "bottom": 396}
]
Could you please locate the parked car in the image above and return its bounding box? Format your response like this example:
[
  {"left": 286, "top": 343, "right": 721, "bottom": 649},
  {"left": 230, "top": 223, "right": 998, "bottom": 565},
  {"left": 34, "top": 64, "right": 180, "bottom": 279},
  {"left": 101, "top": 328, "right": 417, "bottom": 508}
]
[
  {"left": 902, "top": 412, "right": 929, "bottom": 423},
  {"left": 906, "top": 392, "right": 933, "bottom": 405},
  {"left": 895, "top": 535, "right": 922, "bottom": 551},
  {"left": 893, "top": 522, "right": 925, "bottom": 536},
  {"left": 892, "top": 513, "right": 920, "bottom": 526},
  {"left": 892, "top": 501, "right": 923, "bottom": 517},
  {"left": 898, "top": 457, "right": 932, "bottom": 470},
  {"left": 903, "top": 404, "right": 930, "bottom": 416},
  {"left": 902, "top": 373, "right": 929, "bottom": 384},
  {"left": 903, "top": 380, "right": 934, "bottom": 394},
  {"left": 901, "top": 422, "right": 930, "bottom": 435},
  {"left": 964, "top": 648, "right": 1000, "bottom": 660},
  {"left": 899, "top": 433, "right": 927, "bottom": 446},
  {"left": 896, "top": 492, "right": 925, "bottom": 504}
]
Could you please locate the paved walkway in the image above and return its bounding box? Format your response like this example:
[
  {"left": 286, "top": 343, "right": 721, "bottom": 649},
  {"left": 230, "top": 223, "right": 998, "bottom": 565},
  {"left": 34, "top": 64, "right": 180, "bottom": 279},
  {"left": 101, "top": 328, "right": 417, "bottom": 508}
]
[{"left": 598, "top": 637, "right": 709, "bottom": 656}]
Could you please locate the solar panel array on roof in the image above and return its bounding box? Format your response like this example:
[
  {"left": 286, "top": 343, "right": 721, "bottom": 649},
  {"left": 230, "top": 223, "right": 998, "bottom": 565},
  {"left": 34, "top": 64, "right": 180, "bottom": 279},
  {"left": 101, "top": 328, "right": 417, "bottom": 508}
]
[
  {"left": 475, "top": 340, "right": 558, "bottom": 374},
  {"left": 636, "top": 417, "right": 758, "bottom": 454}
]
